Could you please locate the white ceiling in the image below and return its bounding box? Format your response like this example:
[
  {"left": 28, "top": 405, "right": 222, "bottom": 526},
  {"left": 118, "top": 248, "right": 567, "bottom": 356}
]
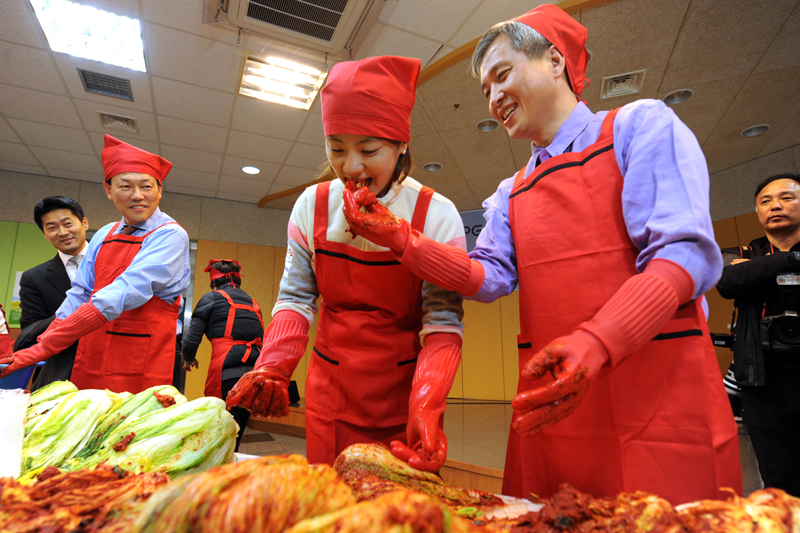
[{"left": 1, "top": 0, "right": 799, "bottom": 213}]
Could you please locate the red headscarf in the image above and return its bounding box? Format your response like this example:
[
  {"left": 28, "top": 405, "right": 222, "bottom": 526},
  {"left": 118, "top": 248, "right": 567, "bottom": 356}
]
[
  {"left": 321, "top": 56, "right": 421, "bottom": 142},
  {"left": 513, "top": 4, "right": 590, "bottom": 97},
  {"left": 205, "top": 259, "right": 243, "bottom": 285},
  {"left": 101, "top": 135, "right": 173, "bottom": 183}
]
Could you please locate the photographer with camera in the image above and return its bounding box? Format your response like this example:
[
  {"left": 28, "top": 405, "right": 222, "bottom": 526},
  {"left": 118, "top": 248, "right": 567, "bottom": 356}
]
[{"left": 717, "top": 172, "right": 800, "bottom": 496}]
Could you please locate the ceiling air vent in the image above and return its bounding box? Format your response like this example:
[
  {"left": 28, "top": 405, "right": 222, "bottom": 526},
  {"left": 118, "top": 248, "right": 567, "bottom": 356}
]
[
  {"left": 98, "top": 112, "right": 138, "bottom": 133},
  {"left": 78, "top": 69, "right": 133, "bottom": 101},
  {"left": 600, "top": 69, "right": 647, "bottom": 99},
  {"left": 208, "top": 0, "right": 382, "bottom": 59}
]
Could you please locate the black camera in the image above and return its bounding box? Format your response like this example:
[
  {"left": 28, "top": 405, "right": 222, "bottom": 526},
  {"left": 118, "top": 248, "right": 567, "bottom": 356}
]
[
  {"left": 760, "top": 273, "right": 800, "bottom": 354},
  {"left": 710, "top": 333, "right": 734, "bottom": 349}
]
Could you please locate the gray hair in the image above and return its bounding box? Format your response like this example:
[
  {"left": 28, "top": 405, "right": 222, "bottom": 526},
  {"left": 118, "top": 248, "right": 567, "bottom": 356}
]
[{"left": 471, "top": 21, "right": 553, "bottom": 77}]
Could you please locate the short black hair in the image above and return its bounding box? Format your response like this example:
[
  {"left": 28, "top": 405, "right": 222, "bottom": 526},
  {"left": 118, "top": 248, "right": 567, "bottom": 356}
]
[
  {"left": 33, "top": 196, "right": 86, "bottom": 231},
  {"left": 209, "top": 260, "right": 242, "bottom": 290},
  {"left": 754, "top": 173, "right": 800, "bottom": 200}
]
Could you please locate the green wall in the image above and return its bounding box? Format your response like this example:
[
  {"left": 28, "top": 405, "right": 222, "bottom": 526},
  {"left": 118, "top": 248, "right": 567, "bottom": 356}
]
[{"left": 2, "top": 222, "right": 57, "bottom": 328}]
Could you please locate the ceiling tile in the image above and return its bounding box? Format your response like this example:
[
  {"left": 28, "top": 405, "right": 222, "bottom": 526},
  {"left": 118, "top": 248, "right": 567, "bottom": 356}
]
[
  {"left": 163, "top": 184, "right": 217, "bottom": 198},
  {"left": 658, "top": 77, "right": 741, "bottom": 146},
  {"left": 88, "top": 131, "right": 160, "bottom": 156},
  {"left": 84, "top": 0, "right": 140, "bottom": 18},
  {"left": 754, "top": 2, "right": 800, "bottom": 73},
  {"left": 7, "top": 118, "right": 94, "bottom": 154},
  {"left": 29, "top": 146, "right": 100, "bottom": 173},
  {"left": 702, "top": 66, "right": 800, "bottom": 173},
  {"left": 794, "top": 145, "right": 800, "bottom": 171},
  {"left": 355, "top": 22, "right": 388, "bottom": 60},
  {"left": 2, "top": 0, "right": 47, "bottom": 49},
  {"left": 386, "top": 0, "right": 481, "bottom": 43},
  {"left": 0, "top": 161, "right": 46, "bottom": 175},
  {"left": 45, "top": 168, "right": 104, "bottom": 183},
  {"left": 144, "top": 23, "right": 243, "bottom": 93},
  {"left": 0, "top": 84, "right": 81, "bottom": 128},
  {"left": 760, "top": 111, "right": 800, "bottom": 157},
  {"left": 508, "top": 137, "right": 533, "bottom": 169},
  {"left": 261, "top": 183, "right": 303, "bottom": 211},
  {"left": 662, "top": 0, "right": 797, "bottom": 87},
  {"left": 152, "top": 76, "right": 234, "bottom": 128},
  {"left": 0, "top": 41, "right": 66, "bottom": 94},
  {"left": 161, "top": 144, "right": 223, "bottom": 174},
  {"left": 709, "top": 148, "right": 796, "bottom": 220},
  {"left": 217, "top": 175, "right": 271, "bottom": 197},
  {"left": 231, "top": 95, "right": 307, "bottom": 141},
  {"left": 159, "top": 190, "right": 203, "bottom": 239},
  {"left": 410, "top": 94, "right": 438, "bottom": 138},
  {"left": 215, "top": 191, "right": 263, "bottom": 204},
  {"left": 581, "top": 0, "right": 690, "bottom": 103},
  {"left": 368, "top": 27, "right": 443, "bottom": 65},
  {"left": 166, "top": 168, "right": 219, "bottom": 191},
  {"left": 0, "top": 119, "right": 22, "bottom": 143},
  {"left": 0, "top": 141, "right": 40, "bottom": 166},
  {"left": 284, "top": 143, "right": 327, "bottom": 171},
  {"left": 141, "top": 0, "right": 237, "bottom": 45},
  {"left": 429, "top": 45, "right": 457, "bottom": 66},
  {"left": 53, "top": 54, "right": 154, "bottom": 113},
  {"left": 296, "top": 114, "right": 325, "bottom": 147},
  {"left": 464, "top": 169, "right": 514, "bottom": 206},
  {"left": 73, "top": 99, "right": 158, "bottom": 141},
  {"left": 450, "top": 0, "right": 549, "bottom": 48},
  {"left": 226, "top": 130, "right": 292, "bottom": 164},
  {"left": 221, "top": 155, "right": 280, "bottom": 181},
  {"left": 418, "top": 56, "right": 490, "bottom": 133},
  {"left": 440, "top": 124, "right": 517, "bottom": 180},
  {"left": 157, "top": 115, "right": 228, "bottom": 153},
  {"left": 275, "top": 165, "right": 318, "bottom": 187}
]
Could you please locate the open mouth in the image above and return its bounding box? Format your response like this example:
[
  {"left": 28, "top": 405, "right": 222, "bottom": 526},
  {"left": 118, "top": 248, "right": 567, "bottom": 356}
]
[
  {"left": 502, "top": 104, "right": 517, "bottom": 122},
  {"left": 347, "top": 178, "right": 372, "bottom": 189}
]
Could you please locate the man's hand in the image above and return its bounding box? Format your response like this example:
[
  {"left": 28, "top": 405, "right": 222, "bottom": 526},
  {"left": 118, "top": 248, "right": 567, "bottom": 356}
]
[
  {"left": 225, "top": 368, "right": 290, "bottom": 418},
  {"left": 0, "top": 354, "right": 25, "bottom": 378},
  {"left": 342, "top": 181, "right": 409, "bottom": 252},
  {"left": 730, "top": 258, "right": 751, "bottom": 265},
  {"left": 511, "top": 330, "right": 607, "bottom": 435},
  {"left": 182, "top": 359, "right": 199, "bottom": 372}
]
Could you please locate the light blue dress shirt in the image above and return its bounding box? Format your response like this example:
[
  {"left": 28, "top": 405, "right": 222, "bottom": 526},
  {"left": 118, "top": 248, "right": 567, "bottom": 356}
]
[{"left": 57, "top": 208, "right": 191, "bottom": 321}]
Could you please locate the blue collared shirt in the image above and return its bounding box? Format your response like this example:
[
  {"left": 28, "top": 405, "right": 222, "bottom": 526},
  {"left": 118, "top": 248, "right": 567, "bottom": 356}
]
[
  {"left": 57, "top": 208, "right": 191, "bottom": 321},
  {"left": 470, "top": 99, "right": 722, "bottom": 303}
]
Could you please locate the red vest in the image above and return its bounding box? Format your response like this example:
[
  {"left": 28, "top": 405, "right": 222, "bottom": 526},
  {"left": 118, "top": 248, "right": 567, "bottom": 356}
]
[
  {"left": 503, "top": 110, "right": 742, "bottom": 504},
  {"left": 304, "top": 181, "right": 433, "bottom": 465},
  {"left": 206, "top": 289, "right": 263, "bottom": 398},
  {"left": 71, "top": 222, "right": 182, "bottom": 394}
]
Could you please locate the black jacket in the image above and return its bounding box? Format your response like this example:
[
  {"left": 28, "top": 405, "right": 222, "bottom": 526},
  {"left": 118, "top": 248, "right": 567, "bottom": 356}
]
[
  {"left": 15, "top": 254, "right": 78, "bottom": 389},
  {"left": 181, "top": 283, "right": 264, "bottom": 382},
  {"left": 717, "top": 236, "right": 800, "bottom": 386}
]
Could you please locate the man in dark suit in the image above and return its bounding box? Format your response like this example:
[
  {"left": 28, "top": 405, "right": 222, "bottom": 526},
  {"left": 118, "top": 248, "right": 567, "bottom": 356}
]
[{"left": 15, "top": 196, "right": 89, "bottom": 390}]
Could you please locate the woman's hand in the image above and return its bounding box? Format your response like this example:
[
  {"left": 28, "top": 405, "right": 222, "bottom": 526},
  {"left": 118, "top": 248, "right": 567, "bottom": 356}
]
[
  {"left": 225, "top": 368, "right": 290, "bottom": 418},
  {"left": 342, "top": 181, "right": 409, "bottom": 252}
]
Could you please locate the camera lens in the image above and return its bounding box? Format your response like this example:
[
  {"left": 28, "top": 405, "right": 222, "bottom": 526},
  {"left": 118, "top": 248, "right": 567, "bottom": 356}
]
[{"left": 774, "top": 316, "right": 800, "bottom": 346}]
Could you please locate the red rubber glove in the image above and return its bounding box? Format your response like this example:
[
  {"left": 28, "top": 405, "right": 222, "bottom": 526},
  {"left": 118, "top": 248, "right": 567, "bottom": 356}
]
[
  {"left": 0, "top": 305, "right": 11, "bottom": 359},
  {"left": 511, "top": 259, "right": 695, "bottom": 436},
  {"left": 342, "top": 182, "right": 484, "bottom": 297},
  {"left": 390, "top": 333, "right": 462, "bottom": 473},
  {"left": 0, "top": 304, "right": 106, "bottom": 379},
  {"left": 226, "top": 310, "right": 309, "bottom": 418}
]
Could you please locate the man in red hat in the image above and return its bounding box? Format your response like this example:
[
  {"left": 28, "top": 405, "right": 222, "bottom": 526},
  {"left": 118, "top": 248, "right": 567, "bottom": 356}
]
[
  {"left": 0, "top": 135, "right": 190, "bottom": 394},
  {"left": 344, "top": 5, "right": 741, "bottom": 504}
]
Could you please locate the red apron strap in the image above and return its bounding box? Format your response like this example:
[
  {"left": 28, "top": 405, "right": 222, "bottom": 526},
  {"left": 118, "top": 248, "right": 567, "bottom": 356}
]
[
  {"left": 410, "top": 186, "right": 434, "bottom": 232},
  {"left": 215, "top": 289, "right": 263, "bottom": 363},
  {"left": 597, "top": 108, "right": 619, "bottom": 143},
  {"left": 314, "top": 182, "right": 332, "bottom": 242},
  {"left": 142, "top": 221, "right": 179, "bottom": 238},
  {"left": 216, "top": 290, "right": 237, "bottom": 338}
]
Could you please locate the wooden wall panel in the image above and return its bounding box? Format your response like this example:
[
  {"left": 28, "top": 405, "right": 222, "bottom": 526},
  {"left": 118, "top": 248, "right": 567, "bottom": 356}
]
[
  {"left": 0, "top": 221, "right": 18, "bottom": 309},
  {"left": 709, "top": 218, "right": 739, "bottom": 375},
  {"left": 735, "top": 212, "right": 764, "bottom": 246},
  {"left": 713, "top": 218, "right": 739, "bottom": 250},
  {"left": 237, "top": 244, "right": 275, "bottom": 319},
  {"left": 185, "top": 240, "right": 239, "bottom": 400},
  {"left": 499, "top": 291, "right": 521, "bottom": 401},
  {"left": 461, "top": 299, "right": 505, "bottom": 400}
]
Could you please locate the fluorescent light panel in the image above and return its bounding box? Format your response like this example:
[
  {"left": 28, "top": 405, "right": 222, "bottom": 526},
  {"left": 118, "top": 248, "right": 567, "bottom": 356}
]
[
  {"left": 29, "top": 0, "right": 146, "bottom": 72},
  {"left": 240, "top": 54, "right": 327, "bottom": 110}
]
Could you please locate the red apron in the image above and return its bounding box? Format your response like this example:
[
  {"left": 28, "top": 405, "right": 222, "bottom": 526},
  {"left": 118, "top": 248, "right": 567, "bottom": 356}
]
[
  {"left": 305, "top": 181, "right": 433, "bottom": 465},
  {"left": 71, "top": 222, "right": 183, "bottom": 394},
  {"left": 503, "top": 109, "right": 742, "bottom": 504},
  {"left": 205, "top": 289, "right": 263, "bottom": 398}
]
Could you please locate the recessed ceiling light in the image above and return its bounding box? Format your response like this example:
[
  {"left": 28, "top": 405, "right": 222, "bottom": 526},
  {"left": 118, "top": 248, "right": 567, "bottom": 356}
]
[
  {"left": 741, "top": 124, "right": 770, "bottom": 137},
  {"left": 423, "top": 162, "right": 442, "bottom": 172},
  {"left": 476, "top": 119, "right": 499, "bottom": 132},
  {"left": 664, "top": 89, "right": 693, "bottom": 105},
  {"left": 240, "top": 53, "right": 328, "bottom": 110},
  {"left": 242, "top": 166, "right": 260, "bottom": 175},
  {"left": 29, "top": 0, "right": 146, "bottom": 72}
]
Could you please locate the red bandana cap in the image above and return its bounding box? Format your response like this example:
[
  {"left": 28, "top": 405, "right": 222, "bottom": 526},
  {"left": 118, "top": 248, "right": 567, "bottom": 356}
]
[
  {"left": 204, "top": 259, "right": 243, "bottom": 283},
  {"left": 321, "top": 56, "right": 421, "bottom": 143},
  {"left": 512, "top": 4, "right": 589, "bottom": 97},
  {"left": 101, "top": 134, "right": 173, "bottom": 183}
]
